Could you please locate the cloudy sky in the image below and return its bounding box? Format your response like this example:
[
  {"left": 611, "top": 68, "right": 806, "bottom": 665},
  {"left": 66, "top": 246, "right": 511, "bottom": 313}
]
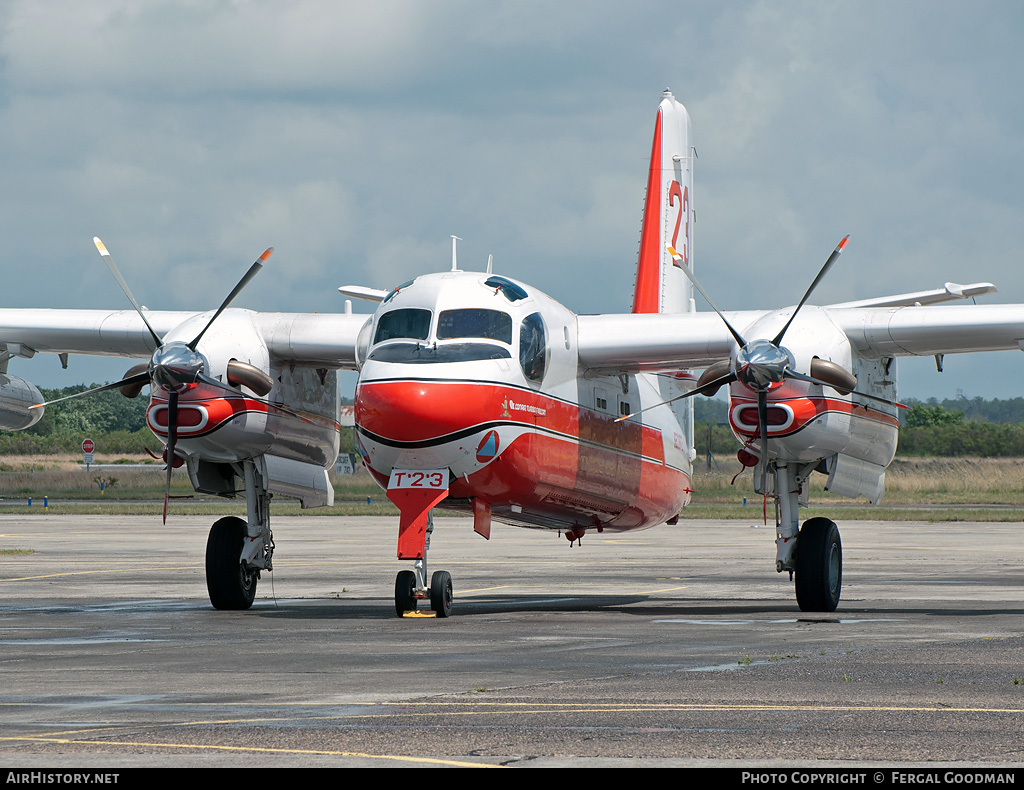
[{"left": 1, "top": 0, "right": 1022, "bottom": 399}]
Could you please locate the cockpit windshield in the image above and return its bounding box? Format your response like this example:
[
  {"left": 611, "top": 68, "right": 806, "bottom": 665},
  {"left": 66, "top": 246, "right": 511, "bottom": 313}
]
[
  {"left": 374, "top": 308, "right": 431, "bottom": 344},
  {"left": 367, "top": 342, "right": 511, "bottom": 364},
  {"left": 437, "top": 309, "right": 512, "bottom": 344}
]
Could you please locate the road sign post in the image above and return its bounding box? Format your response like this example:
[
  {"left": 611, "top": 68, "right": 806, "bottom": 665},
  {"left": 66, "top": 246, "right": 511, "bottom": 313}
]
[{"left": 82, "top": 438, "right": 95, "bottom": 471}]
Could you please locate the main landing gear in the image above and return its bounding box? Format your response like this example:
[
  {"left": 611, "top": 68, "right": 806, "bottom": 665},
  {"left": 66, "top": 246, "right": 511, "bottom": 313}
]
[
  {"left": 205, "top": 457, "right": 274, "bottom": 610},
  {"left": 794, "top": 517, "right": 842, "bottom": 612},
  {"left": 772, "top": 462, "right": 843, "bottom": 612},
  {"left": 393, "top": 512, "right": 454, "bottom": 618}
]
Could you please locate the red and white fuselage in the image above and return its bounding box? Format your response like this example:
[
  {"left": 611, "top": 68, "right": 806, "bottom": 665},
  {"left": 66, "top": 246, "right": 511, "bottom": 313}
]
[{"left": 354, "top": 271, "right": 693, "bottom": 534}]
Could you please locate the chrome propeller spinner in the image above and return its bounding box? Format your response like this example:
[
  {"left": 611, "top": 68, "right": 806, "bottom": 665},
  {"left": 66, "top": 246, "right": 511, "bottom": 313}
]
[
  {"left": 149, "top": 342, "right": 211, "bottom": 392},
  {"left": 733, "top": 338, "right": 795, "bottom": 391}
]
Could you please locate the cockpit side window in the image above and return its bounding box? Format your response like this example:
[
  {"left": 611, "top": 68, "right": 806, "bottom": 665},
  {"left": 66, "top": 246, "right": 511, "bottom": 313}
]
[
  {"left": 374, "top": 308, "right": 431, "bottom": 343},
  {"left": 437, "top": 309, "right": 512, "bottom": 344},
  {"left": 519, "top": 312, "right": 547, "bottom": 382}
]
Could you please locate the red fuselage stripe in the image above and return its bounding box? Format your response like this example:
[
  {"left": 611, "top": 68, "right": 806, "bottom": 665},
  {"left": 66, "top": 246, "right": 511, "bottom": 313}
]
[{"left": 729, "top": 395, "right": 899, "bottom": 438}]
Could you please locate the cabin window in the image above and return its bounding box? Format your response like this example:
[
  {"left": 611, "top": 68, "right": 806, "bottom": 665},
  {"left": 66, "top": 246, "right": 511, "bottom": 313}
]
[
  {"left": 437, "top": 309, "right": 512, "bottom": 344},
  {"left": 374, "top": 308, "right": 431, "bottom": 343},
  {"left": 519, "top": 312, "right": 547, "bottom": 382}
]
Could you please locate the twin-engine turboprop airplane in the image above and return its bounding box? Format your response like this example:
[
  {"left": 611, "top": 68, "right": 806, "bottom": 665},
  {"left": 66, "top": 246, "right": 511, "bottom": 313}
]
[{"left": 2, "top": 89, "right": 1023, "bottom": 616}]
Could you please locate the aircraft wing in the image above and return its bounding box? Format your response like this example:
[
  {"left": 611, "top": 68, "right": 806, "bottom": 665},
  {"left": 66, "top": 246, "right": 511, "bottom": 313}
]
[
  {"left": 576, "top": 310, "right": 761, "bottom": 372},
  {"left": 0, "top": 309, "right": 195, "bottom": 358},
  {"left": 832, "top": 304, "right": 1024, "bottom": 357},
  {"left": 576, "top": 304, "right": 1024, "bottom": 374},
  {"left": 0, "top": 309, "right": 369, "bottom": 368},
  {"left": 255, "top": 312, "right": 368, "bottom": 368}
]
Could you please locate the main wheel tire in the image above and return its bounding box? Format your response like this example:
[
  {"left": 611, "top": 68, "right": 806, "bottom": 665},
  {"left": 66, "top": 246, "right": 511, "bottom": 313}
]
[
  {"left": 429, "top": 570, "right": 453, "bottom": 618},
  {"left": 395, "top": 569, "right": 416, "bottom": 616},
  {"left": 205, "top": 516, "right": 258, "bottom": 610},
  {"left": 794, "top": 517, "right": 842, "bottom": 612}
]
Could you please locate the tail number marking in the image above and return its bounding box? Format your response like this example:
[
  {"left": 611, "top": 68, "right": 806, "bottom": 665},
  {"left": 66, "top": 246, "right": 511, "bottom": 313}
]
[
  {"left": 669, "top": 181, "right": 689, "bottom": 267},
  {"left": 389, "top": 468, "right": 448, "bottom": 490}
]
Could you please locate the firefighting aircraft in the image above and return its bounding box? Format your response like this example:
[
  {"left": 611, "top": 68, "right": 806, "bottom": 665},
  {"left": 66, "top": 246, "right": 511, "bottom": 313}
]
[{"left": 2, "top": 89, "right": 1022, "bottom": 618}]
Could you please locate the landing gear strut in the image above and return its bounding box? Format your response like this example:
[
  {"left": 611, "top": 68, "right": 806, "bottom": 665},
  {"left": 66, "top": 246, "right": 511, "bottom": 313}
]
[
  {"left": 205, "top": 457, "right": 274, "bottom": 610},
  {"left": 393, "top": 512, "right": 453, "bottom": 617},
  {"left": 773, "top": 461, "right": 842, "bottom": 612}
]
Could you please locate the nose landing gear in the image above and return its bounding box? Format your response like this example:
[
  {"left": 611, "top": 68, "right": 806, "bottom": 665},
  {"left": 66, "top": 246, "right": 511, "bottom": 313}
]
[
  {"left": 393, "top": 513, "right": 453, "bottom": 617},
  {"left": 386, "top": 469, "right": 453, "bottom": 618}
]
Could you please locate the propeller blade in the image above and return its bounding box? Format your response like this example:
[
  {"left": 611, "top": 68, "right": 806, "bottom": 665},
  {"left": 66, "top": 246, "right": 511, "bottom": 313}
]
[
  {"left": 614, "top": 371, "right": 738, "bottom": 422},
  {"left": 188, "top": 248, "right": 273, "bottom": 351},
  {"left": 757, "top": 389, "right": 769, "bottom": 496},
  {"left": 667, "top": 245, "right": 748, "bottom": 348},
  {"left": 783, "top": 369, "right": 907, "bottom": 409},
  {"left": 771, "top": 235, "right": 850, "bottom": 346},
  {"left": 93, "top": 237, "right": 164, "bottom": 349},
  {"left": 163, "top": 389, "right": 179, "bottom": 525},
  {"left": 29, "top": 373, "right": 151, "bottom": 410}
]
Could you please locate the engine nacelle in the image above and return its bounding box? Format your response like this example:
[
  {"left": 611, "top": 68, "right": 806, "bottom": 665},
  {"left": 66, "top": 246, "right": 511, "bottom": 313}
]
[{"left": 0, "top": 373, "right": 44, "bottom": 430}]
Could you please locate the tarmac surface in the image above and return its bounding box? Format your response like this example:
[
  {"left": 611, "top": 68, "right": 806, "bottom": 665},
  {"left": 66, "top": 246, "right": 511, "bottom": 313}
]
[{"left": 1, "top": 513, "right": 1023, "bottom": 768}]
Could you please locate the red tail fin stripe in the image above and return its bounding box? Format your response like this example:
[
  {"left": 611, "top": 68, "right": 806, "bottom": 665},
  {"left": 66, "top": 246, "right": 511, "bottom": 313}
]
[{"left": 631, "top": 109, "right": 664, "bottom": 314}]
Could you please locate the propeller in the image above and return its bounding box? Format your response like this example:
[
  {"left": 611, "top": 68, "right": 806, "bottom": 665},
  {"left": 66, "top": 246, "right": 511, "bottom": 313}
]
[
  {"left": 669, "top": 236, "right": 904, "bottom": 494},
  {"left": 32, "top": 239, "right": 275, "bottom": 522},
  {"left": 619, "top": 237, "right": 904, "bottom": 497}
]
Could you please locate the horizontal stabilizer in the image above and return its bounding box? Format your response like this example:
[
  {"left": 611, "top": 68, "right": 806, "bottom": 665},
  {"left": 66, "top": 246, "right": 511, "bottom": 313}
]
[
  {"left": 826, "top": 282, "right": 996, "bottom": 309},
  {"left": 338, "top": 285, "right": 389, "bottom": 303}
]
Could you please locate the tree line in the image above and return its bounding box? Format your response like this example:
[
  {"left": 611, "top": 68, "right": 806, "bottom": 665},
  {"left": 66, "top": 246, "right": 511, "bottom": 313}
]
[{"left": 3, "top": 385, "right": 1023, "bottom": 458}]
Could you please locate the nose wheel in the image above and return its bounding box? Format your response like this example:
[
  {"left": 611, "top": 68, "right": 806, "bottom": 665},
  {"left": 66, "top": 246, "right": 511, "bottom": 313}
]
[
  {"left": 394, "top": 568, "right": 454, "bottom": 617},
  {"left": 394, "top": 570, "right": 416, "bottom": 616},
  {"left": 429, "top": 570, "right": 453, "bottom": 617},
  {"left": 393, "top": 512, "right": 454, "bottom": 617}
]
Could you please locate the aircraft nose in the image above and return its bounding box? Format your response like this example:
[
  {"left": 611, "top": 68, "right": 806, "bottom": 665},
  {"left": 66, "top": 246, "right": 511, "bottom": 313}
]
[{"left": 356, "top": 380, "right": 491, "bottom": 442}]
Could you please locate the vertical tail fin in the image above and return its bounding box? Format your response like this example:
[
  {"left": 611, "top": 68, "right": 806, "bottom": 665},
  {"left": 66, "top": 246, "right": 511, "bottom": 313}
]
[{"left": 631, "top": 89, "right": 694, "bottom": 315}]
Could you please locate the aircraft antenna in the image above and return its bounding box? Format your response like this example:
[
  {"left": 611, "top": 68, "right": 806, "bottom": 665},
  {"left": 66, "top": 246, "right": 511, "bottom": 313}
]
[
  {"left": 450, "top": 235, "right": 462, "bottom": 271},
  {"left": 486, "top": 254, "right": 493, "bottom": 274}
]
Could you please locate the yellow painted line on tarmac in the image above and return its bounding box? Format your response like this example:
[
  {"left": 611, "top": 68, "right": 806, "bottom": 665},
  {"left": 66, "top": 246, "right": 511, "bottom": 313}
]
[
  {"left": 0, "top": 735, "right": 499, "bottom": 767},
  {"left": 0, "top": 566, "right": 192, "bottom": 582},
  {"left": 297, "top": 702, "right": 1024, "bottom": 716},
  {"left": 4, "top": 700, "right": 1020, "bottom": 763},
  {"left": 14, "top": 700, "right": 1024, "bottom": 717},
  {"left": 456, "top": 585, "right": 513, "bottom": 594},
  {"left": 637, "top": 585, "right": 689, "bottom": 594},
  {"left": 846, "top": 543, "right": 1024, "bottom": 553}
]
